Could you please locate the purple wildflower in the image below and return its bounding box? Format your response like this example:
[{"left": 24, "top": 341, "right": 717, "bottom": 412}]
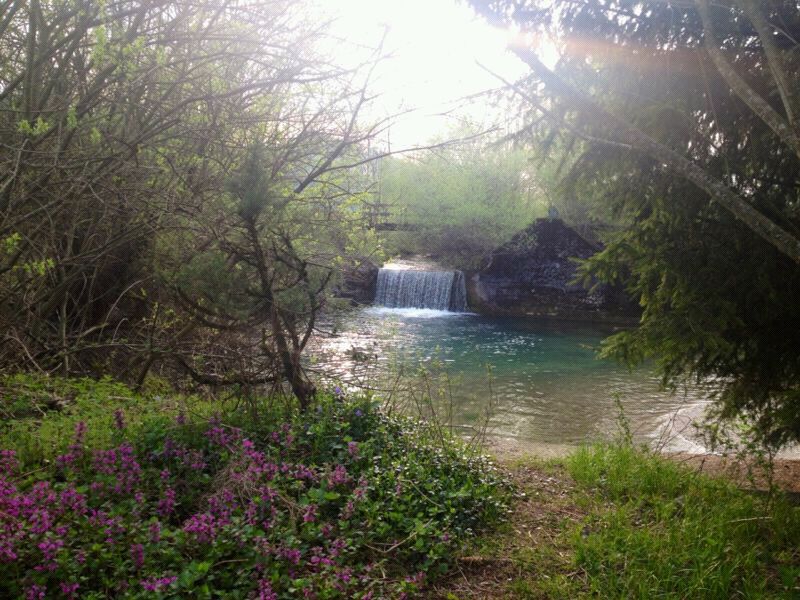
[
  {"left": 36, "top": 537, "right": 64, "bottom": 571},
  {"left": 113, "top": 408, "right": 126, "bottom": 431},
  {"left": 140, "top": 576, "right": 177, "bottom": 592},
  {"left": 183, "top": 512, "right": 219, "bottom": 543},
  {"left": 342, "top": 500, "right": 355, "bottom": 520},
  {"left": 149, "top": 520, "right": 161, "bottom": 543},
  {"left": 0, "top": 539, "right": 17, "bottom": 561},
  {"left": 279, "top": 546, "right": 302, "bottom": 564},
  {"left": 338, "top": 567, "right": 353, "bottom": 583},
  {"left": 57, "top": 422, "right": 87, "bottom": 469},
  {"left": 208, "top": 489, "right": 236, "bottom": 524},
  {"left": 59, "top": 485, "right": 87, "bottom": 515},
  {"left": 303, "top": 504, "right": 318, "bottom": 523},
  {"left": 130, "top": 543, "right": 145, "bottom": 570},
  {"left": 330, "top": 464, "right": 348, "bottom": 487},
  {"left": 74, "top": 421, "right": 87, "bottom": 443},
  {"left": 25, "top": 584, "right": 46, "bottom": 600},
  {"left": 0, "top": 450, "right": 18, "bottom": 475},
  {"left": 158, "top": 487, "right": 176, "bottom": 517},
  {"left": 329, "top": 537, "right": 347, "bottom": 558},
  {"left": 347, "top": 441, "right": 359, "bottom": 458},
  {"left": 258, "top": 580, "right": 278, "bottom": 600}
]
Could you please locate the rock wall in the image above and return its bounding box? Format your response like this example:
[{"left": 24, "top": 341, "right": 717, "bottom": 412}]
[
  {"left": 335, "top": 259, "right": 379, "bottom": 305},
  {"left": 469, "top": 218, "right": 637, "bottom": 323}
]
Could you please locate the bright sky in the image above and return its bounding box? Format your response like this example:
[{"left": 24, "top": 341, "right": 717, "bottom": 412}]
[{"left": 313, "top": 0, "right": 528, "bottom": 149}]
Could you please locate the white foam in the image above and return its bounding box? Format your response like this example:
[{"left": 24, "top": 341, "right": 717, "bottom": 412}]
[
  {"left": 649, "top": 401, "right": 713, "bottom": 454},
  {"left": 364, "top": 307, "right": 473, "bottom": 319}
]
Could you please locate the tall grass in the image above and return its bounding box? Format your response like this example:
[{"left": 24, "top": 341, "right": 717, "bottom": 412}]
[{"left": 567, "top": 444, "right": 800, "bottom": 598}]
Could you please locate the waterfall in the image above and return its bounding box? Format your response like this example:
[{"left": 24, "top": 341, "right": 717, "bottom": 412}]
[
  {"left": 449, "top": 270, "right": 467, "bottom": 312},
  {"left": 374, "top": 268, "right": 468, "bottom": 312}
]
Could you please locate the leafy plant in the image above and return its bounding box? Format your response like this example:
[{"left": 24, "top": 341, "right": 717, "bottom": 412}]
[{"left": 0, "top": 379, "right": 512, "bottom": 598}]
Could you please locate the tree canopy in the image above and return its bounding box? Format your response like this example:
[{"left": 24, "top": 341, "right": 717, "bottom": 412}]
[{"left": 377, "top": 130, "right": 545, "bottom": 270}]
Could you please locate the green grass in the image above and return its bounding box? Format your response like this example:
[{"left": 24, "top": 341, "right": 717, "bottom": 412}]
[
  {"left": 566, "top": 443, "right": 800, "bottom": 598},
  {"left": 5, "top": 375, "right": 799, "bottom": 598},
  {"left": 0, "top": 373, "right": 219, "bottom": 468},
  {"left": 440, "top": 443, "right": 800, "bottom": 599},
  {"left": 0, "top": 374, "right": 513, "bottom": 598}
]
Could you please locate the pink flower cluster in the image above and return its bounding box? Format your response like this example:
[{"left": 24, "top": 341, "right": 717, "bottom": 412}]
[
  {"left": 183, "top": 512, "right": 220, "bottom": 543},
  {"left": 330, "top": 464, "right": 349, "bottom": 487},
  {"left": 140, "top": 575, "right": 177, "bottom": 592},
  {"left": 162, "top": 438, "right": 207, "bottom": 470},
  {"left": 205, "top": 415, "right": 242, "bottom": 447},
  {"left": 270, "top": 423, "right": 294, "bottom": 448},
  {"left": 0, "top": 409, "right": 418, "bottom": 598},
  {"left": 92, "top": 444, "right": 141, "bottom": 494},
  {"left": 0, "top": 456, "right": 89, "bottom": 569},
  {"left": 55, "top": 421, "right": 87, "bottom": 469}
]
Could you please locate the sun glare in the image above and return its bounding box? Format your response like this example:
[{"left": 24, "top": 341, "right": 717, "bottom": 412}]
[{"left": 314, "top": 0, "right": 526, "bottom": 148}]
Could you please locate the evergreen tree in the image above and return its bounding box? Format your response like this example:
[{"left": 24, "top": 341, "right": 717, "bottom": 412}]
[{"left": 471, "top": 0, "right": 800, "bottom": 446}]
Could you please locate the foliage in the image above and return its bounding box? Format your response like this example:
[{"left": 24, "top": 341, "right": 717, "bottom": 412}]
[
  {"left": 566, "top": 443, "right": 800, "bottom": 598},
  {"left": 0, "top": 377, "right": 512, "bottom": 598},
  {"left": 378, "top": 131, "right": 545, "bottom": 270},
  {"left": 0, "top": 0, "right": 384, "bottom": 400},
  {"left": 469, "top": 0, "right": 800, "bottom": 446},
  {"left": 0, "top": 374, "right": 200, "bottom": 469},
  {"left": 161, "top": 138, "right": 383, "bottom": 406}
]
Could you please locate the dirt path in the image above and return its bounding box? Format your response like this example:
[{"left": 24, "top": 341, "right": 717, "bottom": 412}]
[{"left": 426, "top": 462, "right": 586, "bottom": 599}]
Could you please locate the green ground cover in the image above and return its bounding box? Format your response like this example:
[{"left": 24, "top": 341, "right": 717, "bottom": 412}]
[
  {"left": 435, "top": 445, "right": 800, "bottom": 599},
  {"left": 0, "top": 375, "right": 511, "bottom": 599},
  {"left": 3, "top": 375, "right": 799, "bottom": 599}
]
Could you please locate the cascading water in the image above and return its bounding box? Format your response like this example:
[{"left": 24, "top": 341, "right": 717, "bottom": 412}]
[
  {"left": 374, "top": 268, "right": 468, "bottom": 311},
  {"left": 449, "top": 271, "right": 467, "bottom": 312}
]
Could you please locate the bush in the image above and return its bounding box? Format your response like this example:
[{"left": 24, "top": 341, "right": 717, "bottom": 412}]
[{"left": 0, "top": 379, "right": 511, "bottom": 598}]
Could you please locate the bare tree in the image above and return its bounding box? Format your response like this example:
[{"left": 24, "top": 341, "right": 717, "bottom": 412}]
[{"left": 0, "top": 0, "right": 381, "bottom": 396}]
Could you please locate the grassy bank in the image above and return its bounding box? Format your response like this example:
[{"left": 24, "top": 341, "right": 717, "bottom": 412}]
[
  {"left": 0, "top": 375, "right": 512, "bottom": 598},
  {"left": 434, "top": 444, "right": 800, "bottom": 599}
]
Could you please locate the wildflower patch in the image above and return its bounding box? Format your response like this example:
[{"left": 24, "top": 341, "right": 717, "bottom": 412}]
[{"left": 0, "top": 386, "right": 511, "bottom": 598}]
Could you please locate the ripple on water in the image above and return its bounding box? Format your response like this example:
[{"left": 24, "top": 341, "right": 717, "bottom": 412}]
[{"left": 312, "top": 309, "right": 713, "bottom": 450}]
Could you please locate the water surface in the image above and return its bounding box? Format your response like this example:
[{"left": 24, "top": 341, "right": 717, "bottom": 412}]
[{"left": 311, "top": 307, "right": 711, "bottom": 453}]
